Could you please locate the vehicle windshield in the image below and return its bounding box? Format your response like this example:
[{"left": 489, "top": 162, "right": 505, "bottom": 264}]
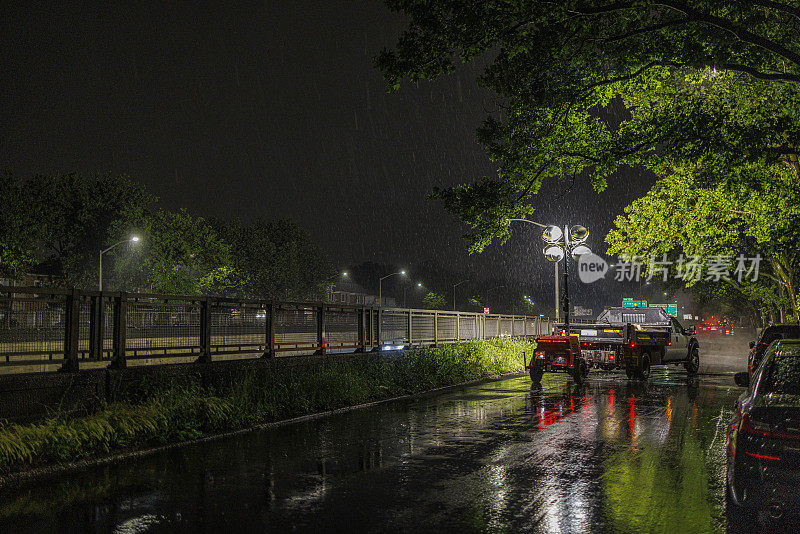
[{"left": 760, "top": 346, "right": 800, "bottom": 395}]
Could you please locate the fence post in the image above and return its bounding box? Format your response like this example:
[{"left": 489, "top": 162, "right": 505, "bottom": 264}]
[
  {"left": 88, "top": 294, "right": 105, "bottom": 360},
  {"left": 433, "top": 311, "right": 438, "bottom": 347},
  {"left": 407, "top": 309, "right": 412, "bottom": 347},
  {"left": 61, "top": 288, "right": 80, "bottom": 372},
  {"left": 197, "top": 297, "right": 212, "bottom": 363},
  {"left": 375, "top": 307, "right": 382, "bottom": 350},
  {"left": 110, "top": 293, "right": 127, "bottom": 369},
  {"left": 357, "top": 307, "right": 366, "bottom": 352},
  {"left": 262, "top": 302, "right": 276, "bottom": 358},
  {"left": 315, "top": 304, "right": 326, "bottom": 355},
  {"left": 366, "top": 308, "right": 372, "bottom": 349}
]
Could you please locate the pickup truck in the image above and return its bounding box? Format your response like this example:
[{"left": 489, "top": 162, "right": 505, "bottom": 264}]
[{"left": 528, "top": 307, "right": 700, "bottom": 383}]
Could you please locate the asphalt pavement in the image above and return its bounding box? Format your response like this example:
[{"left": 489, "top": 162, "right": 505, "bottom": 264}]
[{"left": 0, "top": 332, "right": 790, "bottom": 534}]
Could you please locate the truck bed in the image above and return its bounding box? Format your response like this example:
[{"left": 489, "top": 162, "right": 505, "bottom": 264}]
[{"left": 562, "top": 323, "right": 669, "bottom": 345}]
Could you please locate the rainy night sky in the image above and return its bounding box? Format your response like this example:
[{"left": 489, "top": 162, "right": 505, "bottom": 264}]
[{"left": 2, "top": 1, "right": 664, "bottom": 310}]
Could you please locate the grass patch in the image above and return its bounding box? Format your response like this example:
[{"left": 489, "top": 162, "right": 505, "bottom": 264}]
[{"left": 0, "top": 338, "right": 534, "bottom": 471}]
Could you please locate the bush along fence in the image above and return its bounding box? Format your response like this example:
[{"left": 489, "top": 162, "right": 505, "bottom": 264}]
[{"left": 0, "top": 286, "right": 552, "bottom": 373}]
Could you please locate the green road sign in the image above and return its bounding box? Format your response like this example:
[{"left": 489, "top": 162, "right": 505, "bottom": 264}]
[
  {"left": 651, "top": 303, "right": 678, "bottom": 317},
  {"left": 622, "top": 298, "right": 648, "bottom": 308}
]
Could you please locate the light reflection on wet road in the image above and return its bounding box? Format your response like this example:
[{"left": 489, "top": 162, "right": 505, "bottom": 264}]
[{"left": 0, "top": 368, "right": 753, "bottom": 533}]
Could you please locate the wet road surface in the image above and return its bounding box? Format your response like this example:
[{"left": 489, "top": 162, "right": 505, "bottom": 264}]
[{"left": 0, "top": 362, "right": 776, "bottom": 534}]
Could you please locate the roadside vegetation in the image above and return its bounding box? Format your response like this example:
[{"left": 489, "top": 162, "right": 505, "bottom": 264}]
[{"left": 0, "top": 338, "right": 534, "bottom": 472}]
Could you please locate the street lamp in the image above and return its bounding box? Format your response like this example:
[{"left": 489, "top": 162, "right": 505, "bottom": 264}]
[
  {"left": 508, "top": 219, "right": 592, "bottom": 332},
  {"left": 403, "top": 281, "right": 423, "bottom": 308},
  {"left": 541, "top": 224, "right": 592, "bottom": 331},
  {"left": 99, "top": 236, "right": 140, "bottom": 291},
  {"left": 453, "top": 279, "right": 468, "bottom": 310},
  {"left": 378, "top": 269, "right": 406, "bottom": 306}
]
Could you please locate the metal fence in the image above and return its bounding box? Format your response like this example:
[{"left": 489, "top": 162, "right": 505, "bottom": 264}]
[{"left": 0, "top": 286, "right": 552, "bottom": 373}]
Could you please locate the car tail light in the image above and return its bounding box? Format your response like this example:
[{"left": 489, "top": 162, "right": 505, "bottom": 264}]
[
  {"left": 741, "top": 414, "right": 800, "bottom": 441},
  {"left": 609, "top": 354, "right": 614, "bottom": 360},
  {"left": 535, "top": 350, "right": 545, "bottom": 359},
  {"left": 629, "top": 342, "right": 636, "bottom": 348},
  {"left": 744, "top": 451, "right": 781, "bottom": 461},
  {"left": 741, "top": 414, "right": 770, "bottom": 437}
]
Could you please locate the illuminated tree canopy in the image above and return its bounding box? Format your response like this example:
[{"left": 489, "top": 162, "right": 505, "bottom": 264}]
[
  {"left": 377, "top": 1, "right": 800, "bottom": 251},
  {"left": 606, "top": 163, "right": 800, "bottom": 320}
]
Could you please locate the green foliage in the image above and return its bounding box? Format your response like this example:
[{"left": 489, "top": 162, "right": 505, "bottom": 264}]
[
  {"left": 0, "top": 174, "right": 38, "bottom": 278},
  {"left": 467, "top": 295, "right": 483, "bottom": 311},
  {"left": 1, "top": 171, "right": 334, "bottom": 298},
  {"left": 0, "top": 339, "right": 534, "bottom": 470},
  {"left": 111, "top": 209, "right": 237, "bottom": 295},
  {"left": 378, "top": 1, "right": 800, "bottom": 251},
  {"left": 20, "top": 173, "right": 155, "bottom": 287},
  {"left": 422, "top": 291, "right": 447, "bottom": 309},
  {"left": 606, "top": 163, "right": 800, "bottom": 321},
  {"left": 215, "top": 218, "right": 335, "bottom": 301}
]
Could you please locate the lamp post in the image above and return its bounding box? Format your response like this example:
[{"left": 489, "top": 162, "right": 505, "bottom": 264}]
[
  {"left": 99, "top": 236, "right": 140, "bottom": 291},
  {"left": 452, "top": 279, "right": 468, "bottom": 311},
  {"left": 508, "top": 219, "right": 591, "bottom": 333},
  {"left": 378, "top": 270, "right": 406, "bottom": 306}
]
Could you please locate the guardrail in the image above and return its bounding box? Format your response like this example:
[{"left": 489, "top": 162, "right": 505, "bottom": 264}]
[{"left": 0, "top": 286, "right": 553, "bottom": 373}]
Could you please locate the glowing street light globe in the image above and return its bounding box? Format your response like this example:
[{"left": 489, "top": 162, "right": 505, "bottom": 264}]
[
  {"left": 541, "top": 225, "right": 563, "bottom": 243},
  {"left": 570, "top": 244, "right": 592, "bottom": 261},
  {"left": 569, "top": 225, "right": 589, "bottom": 243},
  {"left": 543, "top": 244, "right": 565, "bottom": 262}
]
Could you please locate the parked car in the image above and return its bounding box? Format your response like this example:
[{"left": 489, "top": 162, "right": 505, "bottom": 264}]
[
  {"left": 748, "top": 324, "right": 800, "bottom": 377},
  {"left": 726, "top": 339, "right": 800, "bottom": 523}
]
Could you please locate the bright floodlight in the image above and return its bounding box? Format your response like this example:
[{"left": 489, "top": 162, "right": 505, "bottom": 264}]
[
  {"left": 130, "top": 236, "right": 140, "bottom": 242},
  {"left": 543, "top": 244, "right": 565, "bottom": 262},
  {"left": 570, "top": 244, "right": 591, "bottom": 260},
  {"left": 400, "top": 270, "right": 407, "bottom": 275},
  {"left": 417, "top": 282, "right": 423, "bottom": 287},
  {"left": 342, "top": 271, "right": 348, "bottom": 277},
  {"left": 541, "top": 225, "right": 563, "bottom": 243},
  {"left": 569, "top": 225, "right": 589, "bottom": 243}
]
